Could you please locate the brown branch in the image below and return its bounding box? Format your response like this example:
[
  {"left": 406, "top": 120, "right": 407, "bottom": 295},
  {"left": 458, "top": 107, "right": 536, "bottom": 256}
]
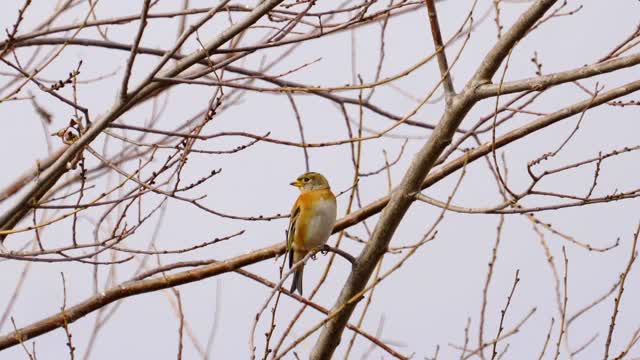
[
  {"left": 0, "top": 147, "right": 65, "bottom": 203},
  {"left": 119, "top": 0, "right": 152, "bottom": 101},
  {"left": 491, "top": 269, "right": 520, "bottom": 360},
  {"left": 553, "top": 247, "right": 569, "bottom": 360},
  {"left": 334, "top": 76, "right": 640, "bottom": 237},
  {"left": 604, "top": 221, "right": 640, "bottom": 359},
  {"left": 475, "top": 52, "right": 640, "bottom": 98},
  {"left": 537, "top": 318, "right": 555, "bottom": 360},
  {"left": 479, "top": 216, "right": 505, "bottom": 360},
  {"left": 309, "top": 1, "right": 559, "bottom": 358},
  {"left": 461, "top": 308, "right": 537, "bottom": 360},
  {"left": 0, "top": 243, "right": 284, "bottom": 350},
  {"left": 425, "top": 0, "right": 455, "bottom": 103},
  {"left": 0, "top": 0, "right": 286, "bottom": 241}
]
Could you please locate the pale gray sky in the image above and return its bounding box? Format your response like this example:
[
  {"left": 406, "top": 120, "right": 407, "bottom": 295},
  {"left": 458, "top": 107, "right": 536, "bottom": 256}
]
[{"left": 1, "top": 0, "right": 639, "bottom": 359}]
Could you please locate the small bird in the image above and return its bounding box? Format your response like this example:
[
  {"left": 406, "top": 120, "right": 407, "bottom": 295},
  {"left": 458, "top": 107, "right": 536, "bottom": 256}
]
[{"left": 287, "top": 172, "right": 337, "bottom": 295}]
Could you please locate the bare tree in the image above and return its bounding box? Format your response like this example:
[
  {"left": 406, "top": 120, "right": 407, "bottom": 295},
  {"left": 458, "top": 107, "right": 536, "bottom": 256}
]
[{"left": 0, "top": 0, "right": 639, "bottom": 358}]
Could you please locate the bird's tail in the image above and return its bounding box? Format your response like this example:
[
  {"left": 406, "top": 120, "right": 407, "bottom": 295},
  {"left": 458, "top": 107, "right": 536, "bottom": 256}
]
[{"left": 290, "top": 250, "right": 305, "bottom": 295}]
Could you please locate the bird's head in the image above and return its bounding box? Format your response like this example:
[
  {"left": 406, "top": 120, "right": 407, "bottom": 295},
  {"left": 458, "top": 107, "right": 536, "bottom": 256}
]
[{"left": 290, "top": 172, "right": 330, "bottom": 192}]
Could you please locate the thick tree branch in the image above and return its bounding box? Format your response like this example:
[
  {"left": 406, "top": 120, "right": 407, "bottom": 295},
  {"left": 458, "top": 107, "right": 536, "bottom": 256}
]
[
  {"left": 333, "top": 78, "right": 640, "bottom": 237},
  {"left": 471, "top": 0, "right": 557, "bottom": 83},
  {"left": 475, "top": 52, "right": 640, "bottom": 98},
  {"left": 0, "top": 244, "right": 283, "bottom": 350},
  {"left": 310, "top": 1, "right": 558, "bottom": 358}
]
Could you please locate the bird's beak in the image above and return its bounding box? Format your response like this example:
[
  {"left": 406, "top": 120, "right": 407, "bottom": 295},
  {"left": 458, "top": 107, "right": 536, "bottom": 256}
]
[{"left": 290, "top": 180, "right": 302, "bottom": 187}]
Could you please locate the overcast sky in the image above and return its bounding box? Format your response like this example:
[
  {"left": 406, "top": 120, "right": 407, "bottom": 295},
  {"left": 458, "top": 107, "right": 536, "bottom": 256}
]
[{"left": 1, "top": 0, "right": 639, "bottom": 359}]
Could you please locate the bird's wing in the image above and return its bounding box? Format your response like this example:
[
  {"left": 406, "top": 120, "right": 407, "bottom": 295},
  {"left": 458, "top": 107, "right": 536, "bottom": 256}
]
[{"left": 287, "top": 200, "right": 301, "bottom": 268}]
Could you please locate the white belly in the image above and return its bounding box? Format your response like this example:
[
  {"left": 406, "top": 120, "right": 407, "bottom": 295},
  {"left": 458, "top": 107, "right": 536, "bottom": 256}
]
[{"left": 302, "top": 199, "right": 337, "bottom": 249}]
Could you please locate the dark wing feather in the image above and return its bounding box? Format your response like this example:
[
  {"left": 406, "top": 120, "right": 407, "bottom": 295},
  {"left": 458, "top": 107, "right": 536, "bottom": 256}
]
[{"left": 287, "top": 204, "right": 300, "bottom": 269}]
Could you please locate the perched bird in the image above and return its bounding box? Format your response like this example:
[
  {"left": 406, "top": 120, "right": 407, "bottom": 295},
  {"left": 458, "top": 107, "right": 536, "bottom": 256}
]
[{"left": 287, "top": 172, "right": 337, "bottom": 295}]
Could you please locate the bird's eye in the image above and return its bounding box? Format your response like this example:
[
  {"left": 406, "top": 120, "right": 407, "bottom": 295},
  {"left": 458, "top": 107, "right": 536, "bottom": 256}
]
[{"left": 303, "top": 177, "right": 310, "bottom": 182}]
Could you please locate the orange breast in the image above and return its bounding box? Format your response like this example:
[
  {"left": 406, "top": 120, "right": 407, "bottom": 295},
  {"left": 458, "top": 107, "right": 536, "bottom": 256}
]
[{"left": 293, "top": 189, "right": 336, "bottom": 251}]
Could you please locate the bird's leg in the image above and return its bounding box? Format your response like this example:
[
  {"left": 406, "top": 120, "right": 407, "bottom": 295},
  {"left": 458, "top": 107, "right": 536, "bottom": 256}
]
[
  {"left": 311, "top": 245, "right": 327, "bottom": 260},
  {"left": 319, "top": 244, "right": 357, "bottom": 266}
]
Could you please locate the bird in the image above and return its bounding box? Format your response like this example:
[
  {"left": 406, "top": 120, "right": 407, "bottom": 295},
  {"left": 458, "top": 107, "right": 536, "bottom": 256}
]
[{"left": 287, "top": 172, "right": 337, "bottom": 295}]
